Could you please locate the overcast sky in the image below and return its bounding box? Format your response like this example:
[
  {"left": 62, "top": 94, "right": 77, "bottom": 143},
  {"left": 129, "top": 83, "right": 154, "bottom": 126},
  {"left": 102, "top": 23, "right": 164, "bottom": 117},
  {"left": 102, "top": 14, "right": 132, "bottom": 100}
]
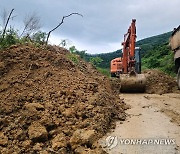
[{"left": 1, "top": 0, "right": 180, "bottom": 53}]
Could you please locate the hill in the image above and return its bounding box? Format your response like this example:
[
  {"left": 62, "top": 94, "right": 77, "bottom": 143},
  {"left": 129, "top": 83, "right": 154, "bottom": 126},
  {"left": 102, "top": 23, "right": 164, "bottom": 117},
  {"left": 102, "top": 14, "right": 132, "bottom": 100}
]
[
  {"left": 136, "top": 31, "right": 172, "bottom": 57},
  {"left": 85, "top": 49, "right": 122, "bottom": 69},
  {"left": 138, "top": 32, "right": 175, "bottom": 76},
  {"left": 80, "top": 31, "right": 174, "bottom": 76}
]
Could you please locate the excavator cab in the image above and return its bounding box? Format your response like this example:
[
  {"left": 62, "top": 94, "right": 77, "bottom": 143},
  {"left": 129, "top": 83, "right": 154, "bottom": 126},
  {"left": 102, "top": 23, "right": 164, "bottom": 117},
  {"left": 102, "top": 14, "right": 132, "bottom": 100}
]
[{"left": 135, "top": 47, "right": 141, "bottom": 74}]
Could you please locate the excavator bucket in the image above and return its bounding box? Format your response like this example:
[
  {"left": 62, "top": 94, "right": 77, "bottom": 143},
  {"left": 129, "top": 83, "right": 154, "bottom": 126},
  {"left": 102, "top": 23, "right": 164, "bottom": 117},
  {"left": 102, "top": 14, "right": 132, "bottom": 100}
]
[{"left": 120, "top": 74, "right": 146, "bottom": 92}]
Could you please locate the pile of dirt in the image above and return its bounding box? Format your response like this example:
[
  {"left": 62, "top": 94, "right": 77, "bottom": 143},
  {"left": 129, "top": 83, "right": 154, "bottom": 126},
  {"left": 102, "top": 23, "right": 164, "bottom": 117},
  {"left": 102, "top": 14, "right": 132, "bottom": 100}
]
[
  {"left": 0, "top": 44, "right": 126, "bottom": 153},
  {"left": 144, "top": 69, "right": 178, "bottom": 94}
]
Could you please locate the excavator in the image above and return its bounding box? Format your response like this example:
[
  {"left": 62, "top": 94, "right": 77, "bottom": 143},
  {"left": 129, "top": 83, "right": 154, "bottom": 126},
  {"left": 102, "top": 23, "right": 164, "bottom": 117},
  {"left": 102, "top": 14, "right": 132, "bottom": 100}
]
[{"left": 110, "top": 19, "right": 146, "bottom": 92}]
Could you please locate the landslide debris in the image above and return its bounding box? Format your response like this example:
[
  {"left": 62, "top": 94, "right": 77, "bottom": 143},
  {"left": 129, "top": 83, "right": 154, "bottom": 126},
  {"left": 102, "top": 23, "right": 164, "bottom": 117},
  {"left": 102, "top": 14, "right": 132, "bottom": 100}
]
[
  {"left": 144, "top": 69, "right": 178, "bottom": 94},
  {"left": 0, "top": 44, "right": 126, "bottom": 153}
]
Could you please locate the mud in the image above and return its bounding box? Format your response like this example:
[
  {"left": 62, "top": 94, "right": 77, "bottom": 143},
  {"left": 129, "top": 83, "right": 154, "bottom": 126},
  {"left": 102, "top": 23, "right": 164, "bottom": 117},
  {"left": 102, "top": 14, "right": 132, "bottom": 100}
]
[{"left": 0, "top": 44, "right": 127, "bottom": 153}]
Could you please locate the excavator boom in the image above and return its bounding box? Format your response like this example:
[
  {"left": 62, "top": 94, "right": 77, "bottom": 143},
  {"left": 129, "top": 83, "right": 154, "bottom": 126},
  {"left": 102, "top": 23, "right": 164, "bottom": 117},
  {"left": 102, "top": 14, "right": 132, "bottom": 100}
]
[
  {"left": 120, "top": 19, "right": 146, "bottom": 92},
  {"left": 122, "top": 19, "right": 136, "bottom": 73}
]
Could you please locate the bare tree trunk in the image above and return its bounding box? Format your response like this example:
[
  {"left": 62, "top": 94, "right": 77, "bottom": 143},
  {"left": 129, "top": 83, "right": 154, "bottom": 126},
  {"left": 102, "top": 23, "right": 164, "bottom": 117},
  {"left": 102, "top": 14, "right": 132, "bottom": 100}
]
[
  {"left": 20, "top": 25, "right": 28, "bottom": 37},
  {"left": 1, "top": 9, "right": 14, "bottom": 42},
  {"left": 46, "top": 13, "right": 83, "bottom": 45},
  {"left": 20, "top": 12, "right": 41, "bottom": 37}
]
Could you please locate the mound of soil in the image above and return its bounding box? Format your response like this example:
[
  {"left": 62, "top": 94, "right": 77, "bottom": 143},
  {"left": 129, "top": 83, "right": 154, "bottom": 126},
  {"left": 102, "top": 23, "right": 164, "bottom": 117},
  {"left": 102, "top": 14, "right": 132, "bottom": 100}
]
[
  {"left": 144, "top": 69, "right": 178, "bottom": 94},
  {"left": 0, "top": 44, "right": 126, "bottom": 153}
]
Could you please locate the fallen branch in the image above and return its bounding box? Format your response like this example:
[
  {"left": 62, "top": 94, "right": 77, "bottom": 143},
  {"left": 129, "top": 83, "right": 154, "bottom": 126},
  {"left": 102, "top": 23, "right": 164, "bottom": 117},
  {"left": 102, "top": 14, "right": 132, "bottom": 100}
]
[{"left": 46, "top": 13, "right": 83, "bottom": 44}]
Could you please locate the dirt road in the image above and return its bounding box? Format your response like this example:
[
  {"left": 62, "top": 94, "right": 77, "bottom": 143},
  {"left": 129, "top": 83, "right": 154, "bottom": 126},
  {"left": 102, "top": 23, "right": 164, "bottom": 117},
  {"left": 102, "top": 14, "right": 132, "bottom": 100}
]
[{"left": 100, "top": 93, "right": 180, "bottom": 154}]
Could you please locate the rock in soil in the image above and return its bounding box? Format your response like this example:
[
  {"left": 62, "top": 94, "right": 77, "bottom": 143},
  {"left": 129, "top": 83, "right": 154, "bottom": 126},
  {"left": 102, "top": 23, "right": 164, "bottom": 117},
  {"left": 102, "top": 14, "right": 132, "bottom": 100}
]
[{"left": 28, "top": 122, "right": 48, "bottom": 142}]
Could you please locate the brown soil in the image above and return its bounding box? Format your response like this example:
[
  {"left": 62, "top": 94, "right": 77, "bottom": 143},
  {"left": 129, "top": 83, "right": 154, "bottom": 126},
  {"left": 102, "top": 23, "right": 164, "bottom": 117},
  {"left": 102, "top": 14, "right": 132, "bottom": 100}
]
[
  {"left": 0, "top": 44, "right": 127, "bottom": 154},
  {"left": 161, "top": 109, "right": 180, "bottom": 126},
  {"left": 144, "top": 69, "right": 178, "bottom": 94}
]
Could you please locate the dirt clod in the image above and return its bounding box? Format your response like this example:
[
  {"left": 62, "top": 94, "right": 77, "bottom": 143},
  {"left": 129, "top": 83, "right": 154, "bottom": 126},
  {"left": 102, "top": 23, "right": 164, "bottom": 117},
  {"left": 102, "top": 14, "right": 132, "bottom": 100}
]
[
  {"left": 0, "top": 132, "right": 8, "bottom": 146},
  {"left": 25, "top": 103, "right": 44, "bottom": 112},
  {"left": 51, "top": 133, "right": 67, "bottom": 150},
  {"left": 28, "top": 122, "right": 48, "bottom": 142},
  {"left": 70, "top": 129, "right": 96, "bottom": 149}
]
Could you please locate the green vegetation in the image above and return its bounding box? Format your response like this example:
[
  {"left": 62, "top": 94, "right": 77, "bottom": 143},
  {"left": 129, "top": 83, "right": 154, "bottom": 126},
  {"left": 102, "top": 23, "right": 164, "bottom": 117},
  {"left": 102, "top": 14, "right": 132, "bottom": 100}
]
[
  {"left": 136, "top": 32, "right": 172, "bottom": 57},
  {"left": 89, "top": 57, "right": 103, "bottom": 66},
  {"left": 83, "top": 49, "right": 122, "bottom": 69},
  {"left": 0, "top": 28, "right": 20, "bottom": 49},
  {"left": 138, "top": 32, "right": 175, "bottom": 76},
  {"left": 89, "top": 57, "right": 110, "bottom": 77},
  {"left": 67, "top": 53, "right": 79, "bottom": 64},
  {"left": 31, "top": 31, "right": 47, "bottom": 45},
  {"left": 96, "top": 67, "right": 110, "bottom": 77},
  {"left": 0, "top": 28, "right": 47, "bottom": 49},
  {"left": 0, "top": 9, "right": 44, "bottom": 49},
  {"left": 142, "top": 43, "right": 175, "bottom": 76}
]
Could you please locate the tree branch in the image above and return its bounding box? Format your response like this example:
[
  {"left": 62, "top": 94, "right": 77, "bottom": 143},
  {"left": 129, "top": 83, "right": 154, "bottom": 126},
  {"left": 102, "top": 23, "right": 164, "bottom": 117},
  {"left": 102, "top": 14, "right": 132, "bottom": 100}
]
[{"left": 46, "top": 13, "right": 83, "bottom": 45}]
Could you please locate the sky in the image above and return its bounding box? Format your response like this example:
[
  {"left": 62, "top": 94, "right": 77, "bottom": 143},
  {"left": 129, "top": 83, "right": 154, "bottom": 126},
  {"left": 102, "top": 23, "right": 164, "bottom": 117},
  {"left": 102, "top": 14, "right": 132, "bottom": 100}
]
[{"left": 1, "top": 0, "right": 180, "bottom": 53}]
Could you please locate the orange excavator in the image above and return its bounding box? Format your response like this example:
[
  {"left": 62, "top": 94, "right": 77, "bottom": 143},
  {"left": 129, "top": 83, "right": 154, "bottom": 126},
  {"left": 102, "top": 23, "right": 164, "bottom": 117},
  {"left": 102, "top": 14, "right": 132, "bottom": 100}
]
[{"left": 111, "top": 19, "right": 146, "bottom": 92}]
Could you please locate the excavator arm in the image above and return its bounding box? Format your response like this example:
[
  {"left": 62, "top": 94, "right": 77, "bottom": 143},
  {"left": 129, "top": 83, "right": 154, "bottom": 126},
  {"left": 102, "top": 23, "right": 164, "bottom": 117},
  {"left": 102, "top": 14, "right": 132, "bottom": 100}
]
[
  {"left": 110, "top": 19, "right": 146, "bottom": 92},
  {"left": 122, "top": 19, "right": 136, "bottom": 73},
  {"left": 120, "top": 19, "right": 146, "bottom": 92}
]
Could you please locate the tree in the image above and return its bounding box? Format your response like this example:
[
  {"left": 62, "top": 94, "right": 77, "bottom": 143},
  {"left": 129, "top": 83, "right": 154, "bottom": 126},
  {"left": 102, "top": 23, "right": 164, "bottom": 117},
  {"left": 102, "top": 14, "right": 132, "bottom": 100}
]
[
  {"left": 74, "top": 50, "right": 87, "bottom": 59},
  {"left": 21, "top": 12, "right": 41, "bottom": 37},
  {"left": 69, "top": 46, "right": 77, "bottom": 53},
  {"left": 31, "top": 31, "right": 47, "bottom": 44},
  {"left": 59, "top": 39, "right": 73, "bottom": 49},
  {"left": 46, "top": 13, "right": 83, "bottom": 44},
  {"left": 0, "top": 28, "right": 19, "bottom": 49},
  {"left": 90, "top": 57, "right": 103, "bottom": 67}
]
